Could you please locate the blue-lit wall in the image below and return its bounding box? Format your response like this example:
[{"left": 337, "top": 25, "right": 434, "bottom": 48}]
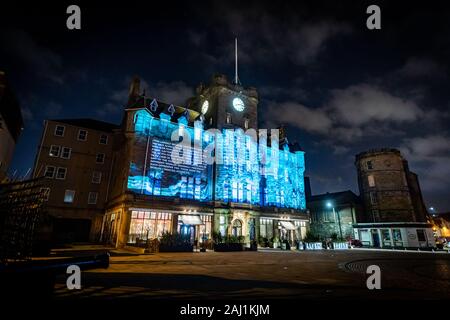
[
  {"left": 127, "top": 109, "right": 213, "bottom": 201},
  {"left": 214, "top": 130, "right": 306, "bottom": 210},
  {"left": 127, "top": 109, "right": 306, "bottom": 210}
]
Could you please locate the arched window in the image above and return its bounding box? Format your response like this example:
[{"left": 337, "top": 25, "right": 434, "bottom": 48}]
[{"left": 232, "top": 219, "right": 242, "bottom": 237}]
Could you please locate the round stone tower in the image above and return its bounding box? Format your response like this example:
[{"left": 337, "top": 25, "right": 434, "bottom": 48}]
[{"left": 355, "top": 148, "right": 416, "bottom": 223}]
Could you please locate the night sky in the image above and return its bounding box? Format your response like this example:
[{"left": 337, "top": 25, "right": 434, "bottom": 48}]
[{"left": 1, "top": 1, "right": 450, "bottom": 211}]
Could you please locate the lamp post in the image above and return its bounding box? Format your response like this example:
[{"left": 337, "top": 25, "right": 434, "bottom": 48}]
[
  {"left": 327, "top": 201, "right": 343, "bottom": 240},
  {"left": 429, "top": 207, "right": 436, "bottom": 217}
]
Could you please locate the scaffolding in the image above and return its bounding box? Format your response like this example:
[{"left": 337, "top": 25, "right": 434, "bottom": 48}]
[{"left": 0, "top": 178, "right": 47, "bottom": 264}]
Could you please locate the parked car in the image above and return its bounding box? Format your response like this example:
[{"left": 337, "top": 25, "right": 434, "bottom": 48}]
[{"left": 348, "top": 239, "right": 363, "bottom": 248}]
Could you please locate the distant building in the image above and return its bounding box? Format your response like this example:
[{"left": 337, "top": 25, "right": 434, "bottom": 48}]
[
  {"left": 431, "top": 212, "right": 450, "bottom": 238},
  {"left": 353, "top": 148, "right": 434, "bottom": 248},
  {"left": 0, "top": 71, "right": 23, "bottom": 181},
  {"left": 32, "top": 119, "right": 119, "bottom": 242},
  {"left": 307, "top": 190, "right": 363, "bottom": 240}
]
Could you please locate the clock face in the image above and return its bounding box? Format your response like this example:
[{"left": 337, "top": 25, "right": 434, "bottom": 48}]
[
  {"left": 232, "top": 97, "right": 245, "bottom": 112},
  {"left": 201, "top": 100, "right": 209, "bottom": 114}
]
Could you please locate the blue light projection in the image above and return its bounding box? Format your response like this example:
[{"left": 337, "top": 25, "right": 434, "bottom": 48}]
[
  {"left": 127, "top": 108, "right": 306, "bottom": 210},
  {"left": 128, "top": 109, "right": 213, "bottom": 201},
  {"left": 215, "top": 129, "right": 261, "bottom": 205}
]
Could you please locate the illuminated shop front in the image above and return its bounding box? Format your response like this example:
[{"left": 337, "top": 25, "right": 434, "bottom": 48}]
[
  {"left": 177, "top": 213, "right": 212, "bottom": 244},
  {"left": 353, "top": 222, "right": 436, "bottom": 249},
  {"left": 128, "top": 210, "right": 172, "bottom": 243},
  {"left": 260, "top": 217, "right": 308, "bottom": 243}
]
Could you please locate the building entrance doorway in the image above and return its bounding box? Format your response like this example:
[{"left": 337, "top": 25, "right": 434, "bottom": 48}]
[{"left": 180, "top": 224, "right": 196, "bottom": 244}]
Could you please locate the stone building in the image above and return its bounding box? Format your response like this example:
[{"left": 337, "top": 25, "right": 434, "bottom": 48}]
[
  {"left": 32, "top": 119, "right": 119, "bottom": 242},
  {"left": 104, "top": 74, "right": 308, "bottom": 248},
  {"left": 33, "top": 74, "right": 309, "bottom": 247},
  {"left": 307, "top": 190, "right": 363, "bottom": 240},
  {"left": 353, "top": 148, "right": 434, "bottom": 248},
  {"left": 0, "top": 71, "right": 23, "bottom": 181}
]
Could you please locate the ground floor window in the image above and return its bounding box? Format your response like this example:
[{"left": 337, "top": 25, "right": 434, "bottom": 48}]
[
  {"left": 417, "top": 229, "right": 426, "bottom": 242},
  {"left": 128, "top": 210, "right": 172, "bottom": 243},
  {"left": 199, "top": 215, "right": 212, "bottom": 243},
  {"left": 381, "top": 229, "right": 392, "bottom": 246},
  {"left": 259, "top": 218, "right": 274, "bottom": 239},
  {"left": 219, "top": 215, "right": 227, "bottom": 236},
  {"left": 232, "top": 219, "right": 242, "bottom": 237},
  {"left": 392, "top": 229, "right": 402, "bottom": 246}
]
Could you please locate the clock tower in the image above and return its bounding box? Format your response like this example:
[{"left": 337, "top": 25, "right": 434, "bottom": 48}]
[{"left": 188, "top": 74, "right": 259, "bottom": 130}]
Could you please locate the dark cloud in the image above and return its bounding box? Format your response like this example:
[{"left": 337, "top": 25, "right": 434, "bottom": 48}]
[{"left": 0, "top": 29, "right": 64, "bottom": 84}]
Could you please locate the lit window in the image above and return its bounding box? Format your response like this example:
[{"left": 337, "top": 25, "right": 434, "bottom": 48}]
[
  {"left": 49, "top": 145, "right": 61, "bottom": 157},
  {"left": 64, "top": 190, "right": 75, "bottom": 203},
  {"left": 56, "top": 167, "right": 67, "bottom": 180},
  {"left": 54, "top": 125, "right": 65, "bottom": 137},
  {"left": 78, "top": 129, "right": 88, "bottom": 141},
  {"left": 194, "top": 127, "right": 201, "bottom": 141},
  {"left": 92, "top": 171, "right": 102, "bottom": 184},
  {"left": 88, "top": 192, "right": 98, "bottom": 204},
  {"left": 368, "top": 175, "right": 375, "bottom": 187},
  {"left": 96, "top": 153, "right": 105, "bottom": 164},
  {"left": 178, "top": 124, "right": 184, "bottom": 138},
  {"left": 61, "top": 147, "right": 71, "bottom": 159},
  {"left": 99, "top": 134, "right": 108, "bottom": 145},
  {"left": 44, "top": 166, "right": 56, "bottom": 178}
]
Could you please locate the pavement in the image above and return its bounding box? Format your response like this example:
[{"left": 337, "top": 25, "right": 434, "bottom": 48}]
[{"left": 49, "top": 244, "right": 450, "bottom": 300}]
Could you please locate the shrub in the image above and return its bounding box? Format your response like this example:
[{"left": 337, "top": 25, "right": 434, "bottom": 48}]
[{"left": 303, "top": 231, "right": 320, "bottom": 242}]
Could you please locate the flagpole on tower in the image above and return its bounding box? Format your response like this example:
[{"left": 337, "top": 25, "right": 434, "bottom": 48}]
[{"left": 234, "top": 37, "right": 240, "bottom": 85}]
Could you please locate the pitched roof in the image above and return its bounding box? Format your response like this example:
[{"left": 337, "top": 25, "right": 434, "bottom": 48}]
[
  {"left": 307, "top": 190, "right": 361, "bottom": 204},
  {"left": 50, "top": 118, "right": 120, "bottom": 132},
  {"left": 127, "top": 96, "right": 202, "bottom": 125}
]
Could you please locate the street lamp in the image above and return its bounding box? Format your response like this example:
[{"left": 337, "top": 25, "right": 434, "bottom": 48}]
[
  {"left": 326, "top": 201, "right": 343, "bottom": 240},
  {"left": 429, "top": 207, "right": 436, "bottom": 217}
]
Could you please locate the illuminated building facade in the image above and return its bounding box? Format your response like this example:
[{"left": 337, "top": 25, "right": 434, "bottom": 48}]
[{"left": 102, "top": 74, "right": 308, "bottom": 248}]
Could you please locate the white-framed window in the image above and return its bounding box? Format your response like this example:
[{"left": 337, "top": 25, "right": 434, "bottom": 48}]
[
  {"left": 55, "top": 167, "right": 67, "bottom": 180},
  {"left": 54, "top": 125, "right": 65, "bottom": 137},
  {"left": 368, "top": 175, "right": 375, "bottom": 187},
  {"left": 49, "top": 145, "right": 61, "bottom": 157},
  {"left": 88, "top": 192, "right": 98, "bottom": 204},
  {"left": 78, "top": 129, "right": 88, "bottom": 141},
  {"left": 244, "top": 118, "right": 249, "bottom": 129},
  {"left": 92, "top": 171, "right": 102, "bottom": 184},
  {"left": 64, "top": 190, "right": 75, "bottom": 203},
  {"left": 61, "top": 147, "right": 72, "bottom": 159},
  {"left": 99, "top": 134, "right": 108, "bottom": 145},
  {"left": 40, "top": 187, "right": 50, "bottom": 201},
  {"left": 96, "top": 153, "right": 105, "bottom": 164},
  {"left": 44, "top": 166, "right": 56, "bottom": 178}
]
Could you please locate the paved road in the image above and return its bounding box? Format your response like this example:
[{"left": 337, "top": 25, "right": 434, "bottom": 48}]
[{"left": 52, "top": 246, "right": 450, "bottom": 300}]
